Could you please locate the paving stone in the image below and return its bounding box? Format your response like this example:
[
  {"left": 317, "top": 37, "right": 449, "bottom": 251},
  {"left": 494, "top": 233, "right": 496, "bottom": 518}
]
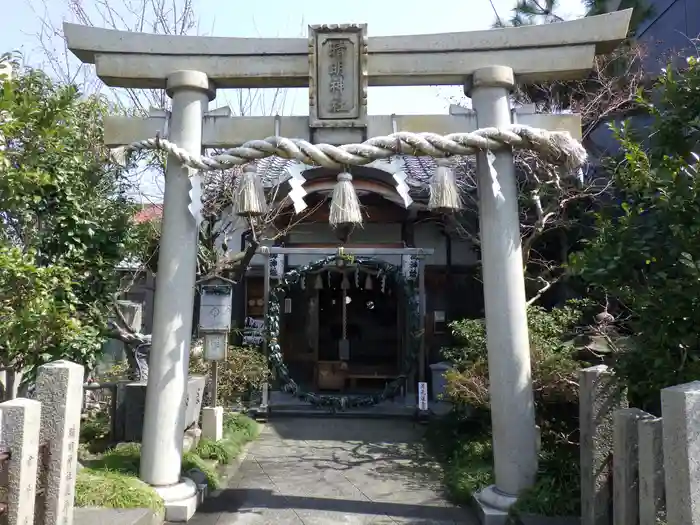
[{"left": 184, "top": 417, "right": 477, "bottom": 525}]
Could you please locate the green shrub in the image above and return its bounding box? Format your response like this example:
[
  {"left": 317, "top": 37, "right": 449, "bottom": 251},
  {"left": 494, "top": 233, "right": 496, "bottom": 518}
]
[
  {"left": 437, "top": 304, "right": 589, "bottom": 516},
  {"left": 194, "top": 413, "right": 259, "bottom": 467},
  {"left": 84, "top": 442, "right": 141, "bottom": 474},
  {"left": 80, "top": 410, "right": 111, "bottom": 444},
  {"left": 442, "top": 304, "right": 585, "bottom": 429},
  {"left": 512, "top": 433, "right": 580, "bottom": 517},
  {"left": 76, "top": 412, "right": 259, "bottom": 509},
  {"left": 195, "top": 438, "right": 235, "bottom": 464},
  {"left": 223, "top": 412, "right": 259, "bottom": 439},
  {"left": 182, "top": 451, "right": 220, "bottom": 489},
  {"left": 571, "top": 55, "right": 700, "bottom": 411},
  {"left": 189, "top": 345, "right": 269, "bottom": 404},
  {"left": 425, "top": 411, "right": 494, "bottom": 504},
  {"left": 426, "top": 410, "right": 581, "bottom": 517}
]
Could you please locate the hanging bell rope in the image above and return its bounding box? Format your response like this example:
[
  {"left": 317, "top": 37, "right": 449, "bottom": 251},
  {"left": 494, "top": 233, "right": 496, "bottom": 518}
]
[
  {"left": 329, "top": 171, "right": 363, "bottom": 228},
  {"left": 429, "top": 157, "right": 463, "bottom": 212},
  {"left": 341, "top": 289, "right": 348, "bottom": 343},
  {"left": 233, "top": 163, "right": 268, "bottom": 217}
]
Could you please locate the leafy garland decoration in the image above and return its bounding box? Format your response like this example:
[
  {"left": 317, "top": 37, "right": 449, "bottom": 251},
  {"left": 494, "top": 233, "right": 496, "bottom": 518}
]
[{"left": 264, "top": 255, "right": 421, "bottom": 411}]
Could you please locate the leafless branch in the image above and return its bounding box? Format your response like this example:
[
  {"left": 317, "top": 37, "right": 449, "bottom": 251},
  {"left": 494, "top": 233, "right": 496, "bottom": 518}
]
[{"left": 446, "top": 43, "right": 648, "bottom": 304}]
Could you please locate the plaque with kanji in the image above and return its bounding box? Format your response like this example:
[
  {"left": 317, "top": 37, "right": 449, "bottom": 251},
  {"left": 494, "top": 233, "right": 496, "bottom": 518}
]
[{"left": 308, "top": 24, "right": 368, "bottom": 128}]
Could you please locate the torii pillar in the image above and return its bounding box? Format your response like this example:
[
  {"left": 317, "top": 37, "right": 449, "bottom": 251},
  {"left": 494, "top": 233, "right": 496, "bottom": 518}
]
[
  {"left": 139, "top": 71, "right": 214, "bottom": 517},
  {"left": 467, "top": 65, "right": 538, "bottom": 511}
]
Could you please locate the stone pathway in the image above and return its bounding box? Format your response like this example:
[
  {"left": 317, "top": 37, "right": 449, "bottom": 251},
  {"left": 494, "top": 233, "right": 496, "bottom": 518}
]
[{"left": 185, "top": 417, "right": 478, "bottom": 524}]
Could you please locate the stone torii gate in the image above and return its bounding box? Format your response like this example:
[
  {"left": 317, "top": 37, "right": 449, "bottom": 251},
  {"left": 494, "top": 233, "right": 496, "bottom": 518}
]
[{"left": 66, "top": 11, "right": 630, "bottom": 523}]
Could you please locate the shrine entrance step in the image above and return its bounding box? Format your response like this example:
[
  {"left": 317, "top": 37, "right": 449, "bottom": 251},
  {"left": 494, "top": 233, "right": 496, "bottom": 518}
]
[{"left": 266, "top": 390, "right": 419, "bottom": 419}]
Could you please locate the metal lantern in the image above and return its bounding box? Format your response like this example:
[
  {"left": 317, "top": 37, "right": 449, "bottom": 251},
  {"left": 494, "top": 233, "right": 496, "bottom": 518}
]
[{"left": 198, "top": 276, "right": 234, "bottom": 361}]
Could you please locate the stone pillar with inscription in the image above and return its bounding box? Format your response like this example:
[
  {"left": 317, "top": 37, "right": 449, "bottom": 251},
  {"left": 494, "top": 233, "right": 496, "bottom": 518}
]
[
  {"left": 0, "top": 398, "right": 42, "bottom": 525},
  {"left": 34, "top": 360, "right": 84, "bottom": 525}
]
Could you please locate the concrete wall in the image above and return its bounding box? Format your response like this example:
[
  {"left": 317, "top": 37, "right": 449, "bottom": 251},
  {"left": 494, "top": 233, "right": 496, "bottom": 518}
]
[{"left": 117, "top": 269, "right": 155, "bottom": 334}]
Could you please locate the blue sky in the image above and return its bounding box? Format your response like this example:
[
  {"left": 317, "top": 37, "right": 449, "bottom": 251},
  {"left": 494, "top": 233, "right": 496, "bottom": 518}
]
[{"left": 3, "top": 0, "right": 587, "bottom": 116}]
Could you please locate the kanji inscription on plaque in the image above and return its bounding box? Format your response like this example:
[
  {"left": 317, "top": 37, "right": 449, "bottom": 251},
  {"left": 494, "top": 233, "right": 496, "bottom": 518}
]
[{"left": 308, "top": 24, "right": 367, "bottom": 128}]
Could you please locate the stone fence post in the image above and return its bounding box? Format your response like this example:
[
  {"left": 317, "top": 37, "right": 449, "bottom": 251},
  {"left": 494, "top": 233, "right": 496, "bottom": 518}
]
[
  {"left": 612, "top": 408, "right": 653, "bottom": 525},
  {"left": 0, "top": 398, "right": 42, "bottom": 525},
  {"left": 579, "top": 365, "right": 628, "bottom": 525},
  {"left": 661, "top": 381, "right": 700, "bottom": 525},
  {"left": 638, "top": 417, "right": 665, "bottom": 525},
  {"left": 35, "top": 360, "right": 85, "bottom": 525}
]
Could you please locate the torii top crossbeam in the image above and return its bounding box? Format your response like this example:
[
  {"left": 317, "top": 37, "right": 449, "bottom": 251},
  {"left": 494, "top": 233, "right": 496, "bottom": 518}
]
[{"left": 64, "top": 10, "right": 632, "bottom": 89}]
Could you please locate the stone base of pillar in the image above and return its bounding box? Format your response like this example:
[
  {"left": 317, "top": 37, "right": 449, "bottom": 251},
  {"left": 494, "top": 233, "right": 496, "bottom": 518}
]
[
  {"left": 154, "top": 478, "right": 199, "bottom": 522},
  {"left": 472, "top": 485, "right": 518, "bottom": 525}
]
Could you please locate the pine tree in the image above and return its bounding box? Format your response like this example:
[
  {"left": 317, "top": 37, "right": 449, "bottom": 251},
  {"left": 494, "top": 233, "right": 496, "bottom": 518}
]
[
  {"left": 583, "top": 0, "right": 653, "bottom": 33},
  {"left": 493, "top": 0, "right": 564, "bottom": 28},
  {"left": 493, "top": 0, "right": 653, "bottom": 33}
]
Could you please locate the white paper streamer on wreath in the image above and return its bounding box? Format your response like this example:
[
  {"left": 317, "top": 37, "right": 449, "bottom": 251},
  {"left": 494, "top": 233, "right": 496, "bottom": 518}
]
[
  {"left": 487, "top": 151, "right": 505, "bottom": 204},
  {"left": 268, "top": 254, "right": 278, "bottom": 278},
  {"left": 188, "top": 171, "right": 204, "bottom": 226},
  {"left": 401, "top": 254, "right": 419, "bottom": 282},
  {"left": 401, "top": 254, "right": 410, "bottom": 279}
]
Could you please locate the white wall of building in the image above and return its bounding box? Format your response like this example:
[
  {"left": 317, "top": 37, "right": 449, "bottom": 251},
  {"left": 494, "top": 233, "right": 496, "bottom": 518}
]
[
  {"left": 221, "top": 216, "right": 479, "bottom": 270},
  {"left": 413, "top": 222, "right": 478, "bottom": 266},
  {"left": 286, "top": 223, "right": 403, "bottom": 266}
]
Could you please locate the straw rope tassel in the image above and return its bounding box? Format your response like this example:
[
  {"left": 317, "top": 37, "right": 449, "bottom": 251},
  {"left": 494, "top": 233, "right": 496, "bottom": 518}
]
[
  {"left": 429, "top": 158, "right": 462, "bottom": 212},
  {"left": 234, "top": 163, "right": 268, "bottom": 217},
  {"left": 329, "top": 172, "right": 363, "bottom": 228}
]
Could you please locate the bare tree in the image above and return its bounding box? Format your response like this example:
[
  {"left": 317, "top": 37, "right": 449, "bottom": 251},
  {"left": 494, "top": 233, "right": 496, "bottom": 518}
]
[
  {"left": 449, "top": 43, "right": 647, "bottom": 305},
  {"left": 24, "top": 0, "right": 301, "bottom": 351},
  {"left": 26, "top": 0, "right": 290, "bottom": 197},
  {"left": 28, "top": 0, "right": 290, "bottom": 116}
]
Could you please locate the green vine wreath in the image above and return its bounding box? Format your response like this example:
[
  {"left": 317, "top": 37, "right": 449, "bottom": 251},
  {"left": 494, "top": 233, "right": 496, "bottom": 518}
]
[{"left": 264, "top": 255, "right": 421, "bottom": 411}]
